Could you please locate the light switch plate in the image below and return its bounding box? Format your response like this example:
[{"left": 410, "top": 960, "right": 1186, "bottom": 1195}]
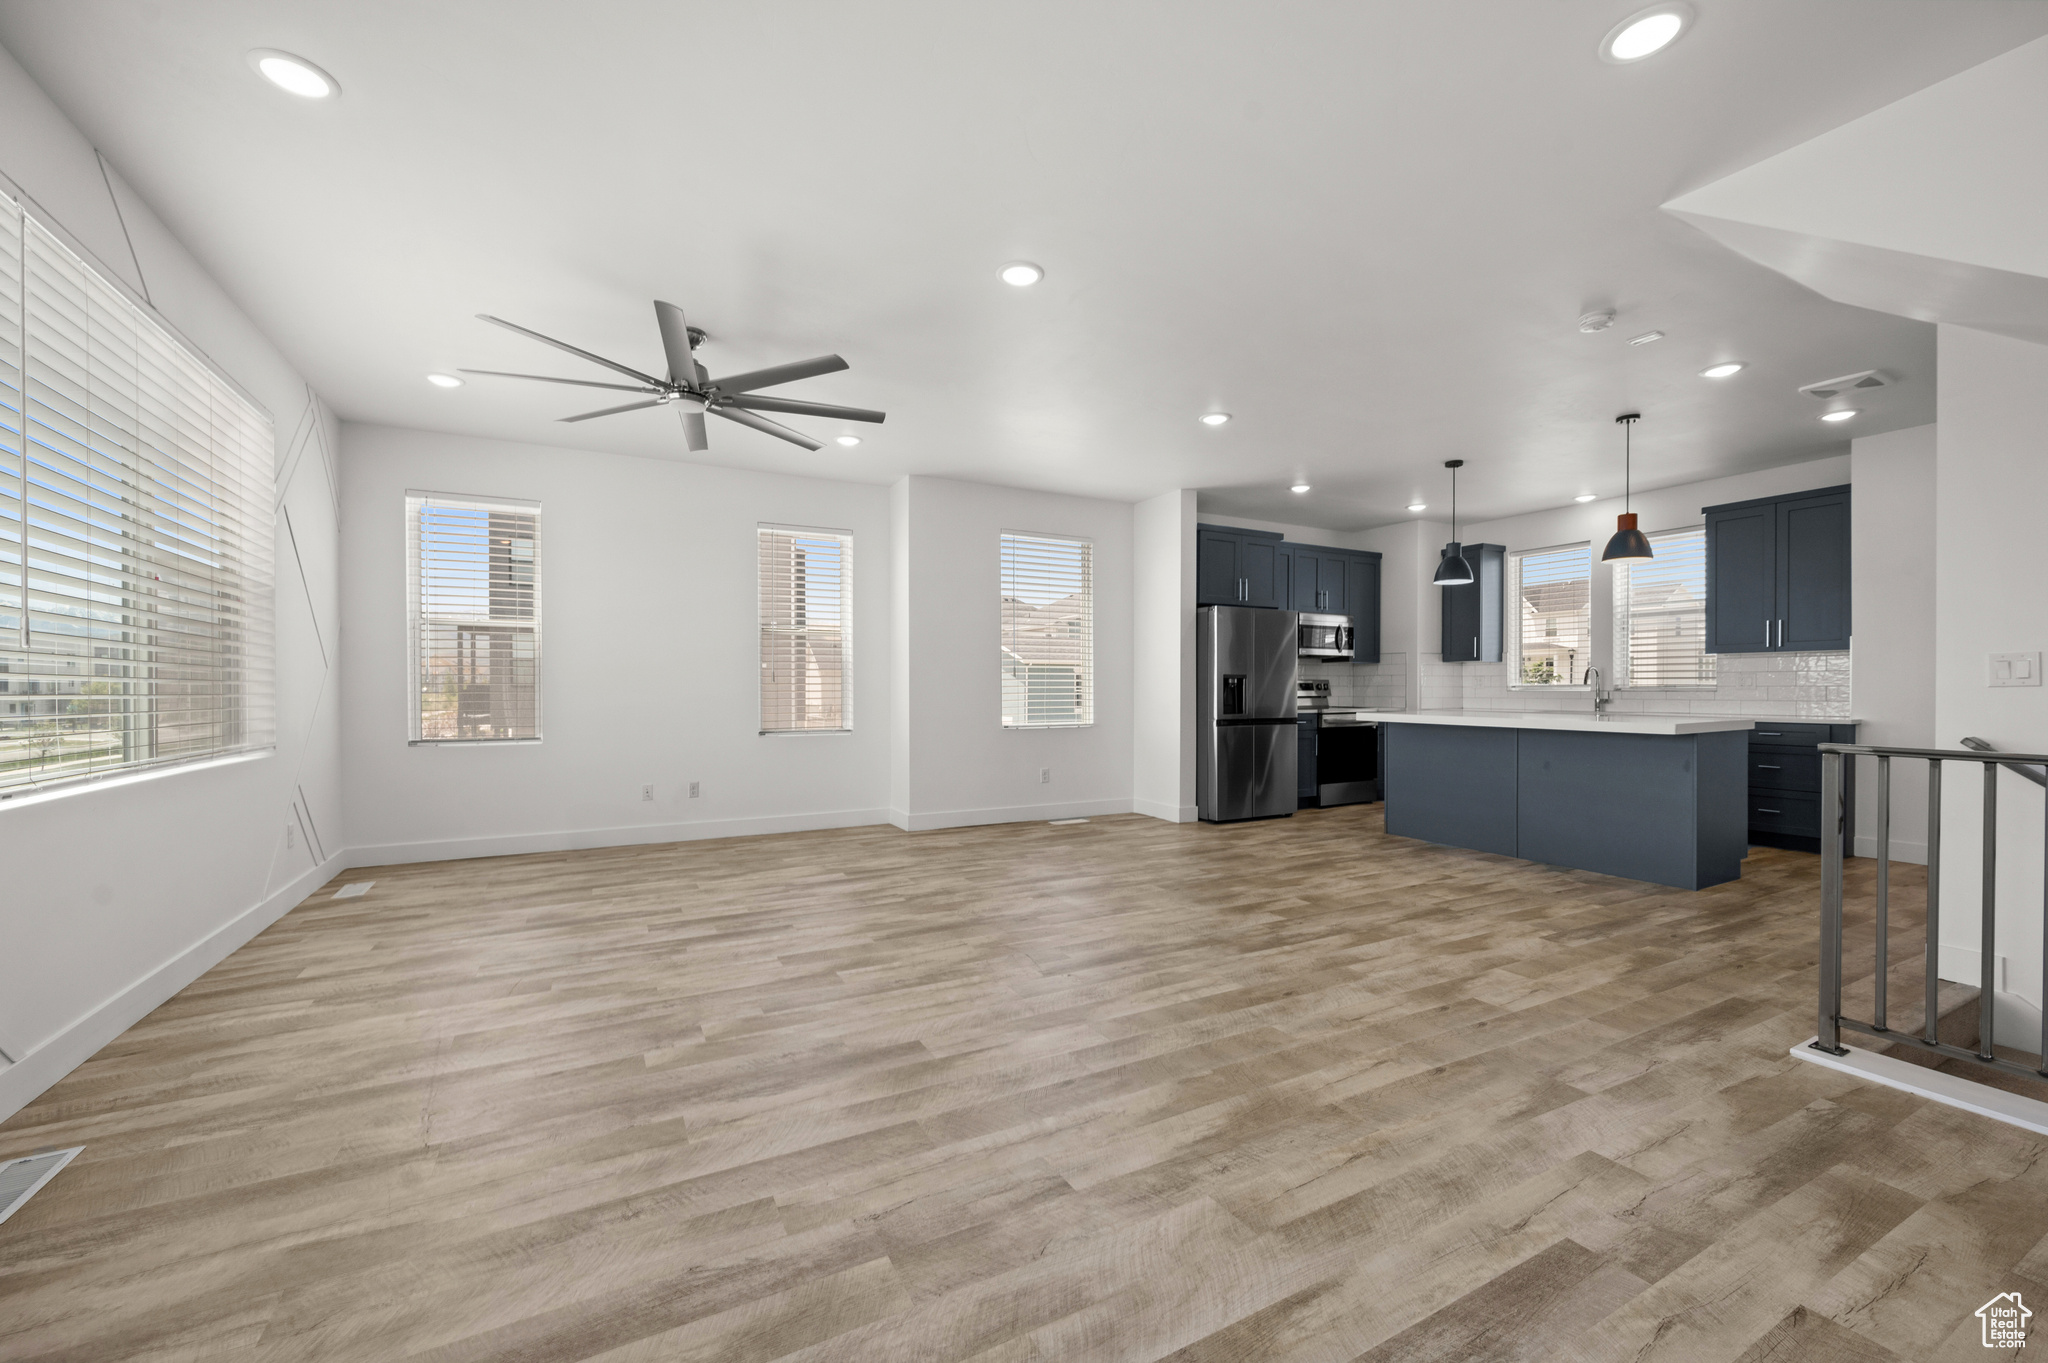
[{"left": 1989, "top": 652, "right": 2042, "bottom": 687}]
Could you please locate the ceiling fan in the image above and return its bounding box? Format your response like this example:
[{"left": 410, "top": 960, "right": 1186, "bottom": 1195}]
[{"left": 460, "top": 300, "right": 884, "bottom": 453}]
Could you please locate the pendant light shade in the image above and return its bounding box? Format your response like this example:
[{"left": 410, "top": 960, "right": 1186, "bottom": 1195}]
[
  {"left": 1599, "top": 413, "right": 1655, "bottom": 564},
  {"left": 1434, "top": 542, "right": 1474, "bottom": 586},
  {"left": 1432, "top": 459, "right": 1475, "bottom": 584}
]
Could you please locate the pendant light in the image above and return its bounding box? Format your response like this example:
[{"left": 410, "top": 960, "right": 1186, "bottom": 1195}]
[
  {"left": 1600, "top": 413, "right": 1654, "bottom": 563},
  {"left": 1432, "top": 459, "right": 1475, "bottom": 586}
]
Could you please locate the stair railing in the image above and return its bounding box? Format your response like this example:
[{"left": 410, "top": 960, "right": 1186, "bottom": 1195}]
[{"left": 1815, "top": 739, "right": 2048, "bottom": 1080}]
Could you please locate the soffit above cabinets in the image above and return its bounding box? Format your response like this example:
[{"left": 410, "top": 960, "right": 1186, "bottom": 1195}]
[{"left": 1, "top": 1, "right": 2042, "bottom": 529}]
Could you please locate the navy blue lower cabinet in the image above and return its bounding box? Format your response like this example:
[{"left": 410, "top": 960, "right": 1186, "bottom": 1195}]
[
  {"left": 1516, "top": 730, "right": 1748, "bottom": 890},
  {"left": 1297, "top": 717, "right": 1318, "bottom": 805},
  {"left": 1381, "top": 723, "right": 1518, "bottom": 857},
  {"left": 1381, "top": 722, "right": 1750, "bottom": 890}
]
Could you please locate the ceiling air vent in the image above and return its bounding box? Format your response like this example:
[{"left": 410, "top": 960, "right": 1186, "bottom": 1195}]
[{"left": 1798, "top": 369, "right": 1892, "bottom": 401}]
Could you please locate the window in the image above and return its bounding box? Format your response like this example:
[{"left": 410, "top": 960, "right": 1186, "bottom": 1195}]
[
  {"left": 407, "top": 493, "right": 539, "bottom": 742},
  {"left": 759, "top": 525, "right": 851, "bottom": 733},
  {"left": 1000, "top": 532, "right": 1092, "bottom": 727},
  {"left": 1507, "top": 542, "right": 1591, "bottom": 686},
  {"left": 1616, "top": 524, "right": 1715, "bottom": 688},
  {"left": 1, "top": 191, "right": 276, "bottom": 796}
]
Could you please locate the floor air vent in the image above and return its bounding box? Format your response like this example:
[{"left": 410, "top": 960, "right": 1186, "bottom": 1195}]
[{"left": 0, "top": 1147, "right": 81, "bottom": 1227}]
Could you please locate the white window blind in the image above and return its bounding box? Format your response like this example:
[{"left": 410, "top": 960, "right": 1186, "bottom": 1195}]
[
  {"left": 1, "top": 191, "right": 276, "bottom": 796},
  {"left": 1507, "top": 542, "right": 1591, "bottom": 686},
  {"left": 407, "top": 493, "right": 539, "bottom": 742},
  {"left": 1000, "top": 532, "right": 1092, "bottom": 728},
  {"left": 759, "top": 525, "right": 851, "bottom": 733},
  {"left": 1616, "top": 524, "right": 1715, "bottom": 688}
]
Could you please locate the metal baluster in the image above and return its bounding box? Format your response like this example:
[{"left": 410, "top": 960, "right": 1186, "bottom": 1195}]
[
  {"left": 1980, "top": 761, "right": 1998, "bottom": 1062},
  {"left": 1817, "top": 748, "right": 1845, "bottom": 1053},
  {"left": 1875, "top": 755, "right": 1890, "bottom": 1030},
  {"left": 1925, "top": 760, "right": 1942, "bottom": 1045}
]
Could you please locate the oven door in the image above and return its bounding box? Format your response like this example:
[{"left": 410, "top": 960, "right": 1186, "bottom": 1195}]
[{"left": 1315, "top": 718, "right": 1379, "bottom": 805}]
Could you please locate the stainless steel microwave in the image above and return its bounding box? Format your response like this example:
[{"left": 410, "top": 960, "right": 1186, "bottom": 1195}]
[{"left": 1298, "top": 613, "right": 1354, "bottom": 660}]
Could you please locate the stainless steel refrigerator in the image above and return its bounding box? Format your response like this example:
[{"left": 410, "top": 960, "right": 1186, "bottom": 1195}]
[{"left": 1197, "top": 605, "right": 1300, "bottom": 822}]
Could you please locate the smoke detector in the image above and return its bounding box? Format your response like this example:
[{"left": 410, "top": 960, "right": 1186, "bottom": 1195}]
[
  {"left": 1798, "top": 369, "right": 1892, "bottom": 401},
  {"left": 1578, "top": 310, "right": 1617, "bottom": 333}
]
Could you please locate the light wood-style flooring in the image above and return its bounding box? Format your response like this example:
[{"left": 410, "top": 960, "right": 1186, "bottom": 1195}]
[{"left": 2, "top": 806, "right": 2041, "bottom": 1361}]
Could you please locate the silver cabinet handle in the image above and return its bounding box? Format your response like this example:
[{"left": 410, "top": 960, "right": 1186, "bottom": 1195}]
[
  {"left": 1473, "top": 636, "right": 1479, "bottom": 657},
  {"left": 1757, "top": 808, "right": 1782, "bottom": 814},
  {"left": 1756, "top": 764, "right": 1781, "bottom": 770},
  {"left": 1777, "top": 619, "right": 1784, "bottom": 647}
]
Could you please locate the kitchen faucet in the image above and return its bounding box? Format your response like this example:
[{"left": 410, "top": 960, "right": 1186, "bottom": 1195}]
[{"left": 1586, "top": 665, "right": 1610, "bottom": 716}]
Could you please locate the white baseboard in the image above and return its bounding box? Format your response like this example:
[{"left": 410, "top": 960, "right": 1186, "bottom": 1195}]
[
  {"left": 1792, "top": 1038, "right": 2048, "bottom": 1137},
  {"left": 1854, "top": 835, "right": 1928, "bottom": 863},
  {"left": 1133, "top": 799, "right": 1199, "bottom": 823},
  {"left": 0, "top": 848, "right": 347, "bottom": 1127},
  {"left": 898, "top": 797, "right": 1134, "bottom": 833},
  {"left": 348, "top": 807, "right": 893, "bottom": 867}
]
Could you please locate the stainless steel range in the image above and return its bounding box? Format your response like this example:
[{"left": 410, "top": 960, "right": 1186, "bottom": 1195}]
[{"left": 1295, "top": 679, "right": 1381, "bottom": 807}]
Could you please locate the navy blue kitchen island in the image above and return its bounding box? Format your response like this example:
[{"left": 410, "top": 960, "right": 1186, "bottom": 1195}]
[{"left": 1379, "top": 711, "right": 1755, "bottom": 890}]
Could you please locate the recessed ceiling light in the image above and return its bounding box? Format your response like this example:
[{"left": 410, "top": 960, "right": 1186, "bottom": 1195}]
[
  {"left": 426, "top": 373, "right": 463, "bottom": 388},
  {"left": 1199, "top": 412, "right": 1231, "bottom": 426},
  {"left": 1599, "top": 3, "right": 1692, "bottom": 63},
  {"left": 835, "top": 434, "right": 862, "bottom": 447},
  {"left": 247, "top": 49, "right": 339, "bottom": 98},
  {"left": 1290, "top": 483, "right": 1311, "bottom": 494},
  {"left": 998, "top": 261, "right": 1043, "bottom": 287},
  {"left": 1627, "top": 330, "right": 1664, "bottom": 346},
  {"left": 1821, "top": 409, "right": 1858, "bottom": 423},
  {"left": 1575, "top": 493, "right": 1598, "bottom": 503},
  {"left": 1407, "top": 502, "right": 1427, "bottom": 513},
  {"left": 1700, "top": 362, "right": 1745, "bottom": 379}
]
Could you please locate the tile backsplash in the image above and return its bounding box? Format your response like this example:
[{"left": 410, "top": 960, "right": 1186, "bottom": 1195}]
[
  {"left": 1301, "top": 653, "right": 1408, "bottom": 711},
  {"left": 1454, "top": 648, "right": 1853, "bottom": 718}
]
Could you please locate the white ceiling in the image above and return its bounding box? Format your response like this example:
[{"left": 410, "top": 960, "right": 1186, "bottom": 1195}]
[{"left": 1, "top": 1, "right": 2041, "bottom": 530}]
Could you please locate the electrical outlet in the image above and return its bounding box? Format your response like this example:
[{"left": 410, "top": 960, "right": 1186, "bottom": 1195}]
[
  {"left": 688, "top": 781, "right": 701, "bottom": 799},
  {"left": 1989, "top": 652, "right": 2042, "bottom": 687},
  {"left": 641, "top": 784, "right": 655, "bottom": 802},
  {"left": 1040, "top": 768, "right": 1051, "bottom": 784}
]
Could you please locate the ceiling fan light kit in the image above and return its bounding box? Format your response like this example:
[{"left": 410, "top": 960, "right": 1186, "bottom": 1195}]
[
  {"left": 1600, "top": 413, "right": 1654, "bottom": 563},
  {"left": 462, "top": 300, "right": 885, "bottom": 454}
]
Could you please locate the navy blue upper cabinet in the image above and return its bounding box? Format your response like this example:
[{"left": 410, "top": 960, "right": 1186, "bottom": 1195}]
[
  {"left": 1440, "top": 543, "right": 1505, "bottom": 662},
  {"left": 1196, "top": 524, "right": 1289, "bottom": 608},
  {"left": 1703, "top": 485, "right": 1850, "bottom": 654},
  {"left": 1346, "top": 554, "right": 1381, "bottom": 662}
]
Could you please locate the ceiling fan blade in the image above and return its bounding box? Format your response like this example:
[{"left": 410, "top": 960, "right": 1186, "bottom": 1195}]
[
  {"left": 653, "top": 300, "right": 702, "bottom": 389},
  {"left": 558, "top": 399, "right": 666, "bottom": 423},
  {"left": 711, "top": 404, "right": 823, "bottom": 451},
  {"left": 458, "top": 369, "right": 659, "bottom": 393},
  {"left": 476, "top": 314, "right": 666, "bottom": 388},
  {"left": 725, "top": 394, "right": 885, "bottom": 424},
  {"left": 682, "top": 409, "right": 709, "bottom": 452},
  {"left": 706, "top": 355, "right": 848, "bottom": 394}
]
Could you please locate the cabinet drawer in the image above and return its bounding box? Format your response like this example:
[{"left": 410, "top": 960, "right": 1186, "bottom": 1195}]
[
  {"left": 1748, "top": 751, "right": 1820, "bottom": 792},
  {"left": 1748, "top": 722, "right": 1831, "bottom": 750},
  {"left": 1749, "top": 793, "right": 1820, "bottom": 835}
]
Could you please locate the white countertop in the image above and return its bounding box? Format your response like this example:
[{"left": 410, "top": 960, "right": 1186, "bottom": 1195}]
[{"left": 1374, "top": 709, "right": 1759, "bottom": 736}]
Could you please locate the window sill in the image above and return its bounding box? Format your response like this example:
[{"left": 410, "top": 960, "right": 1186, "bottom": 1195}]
[
  {"left": 409, "top": 738, "right": 544, "bottom": 747},
  {"left": 759, "top": 728, "right": 854, "bottom": 737},
  {"left": 1003, "top": 723, "right": 1096, "bottom": 731},
  {"left": 1507, "top": 685, "right": 1592, "bottom": 693},
  {"left": 0, "top": 748, "right": 273, "bottom": 811}
]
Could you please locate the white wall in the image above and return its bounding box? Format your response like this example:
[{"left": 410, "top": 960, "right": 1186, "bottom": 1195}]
[
  {"left": 1132, "top": 490, "right": 1195, "bottom": 822},
  {"left": 0, "top": 45, "right": 341, "bottom": 1122},
  {"left": 1850, "top": 425, "right": 1937, "bottom": 861},
  {"left": 1934, "top": 326, "right": 2048, "bottom": 1011},
  {"left": 891, "top": 475, "right": 1134, "bottom": 830},
  {"left": 339, "top": 425, "right": 894, "bottom": 862}
]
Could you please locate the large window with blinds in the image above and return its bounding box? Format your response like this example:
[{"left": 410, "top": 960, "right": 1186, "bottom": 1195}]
[
  {"left": 1000, "top": 531, "right": 1092, "bottom": 728},
  {"left": 1616, "top": 524, "right": 1715, "bottom": 688},
  {"left": 759, "top": 525, "right": 851, "bottom": 733},
  {"left": 1507, "top": 542, "right": 1591, "bottom": 686},
  {"left": 407, "top": 493, "right": 539, "bottom": 742},
  {"left": 1, "top": 191, "right": 276, "bottom": 796}
]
